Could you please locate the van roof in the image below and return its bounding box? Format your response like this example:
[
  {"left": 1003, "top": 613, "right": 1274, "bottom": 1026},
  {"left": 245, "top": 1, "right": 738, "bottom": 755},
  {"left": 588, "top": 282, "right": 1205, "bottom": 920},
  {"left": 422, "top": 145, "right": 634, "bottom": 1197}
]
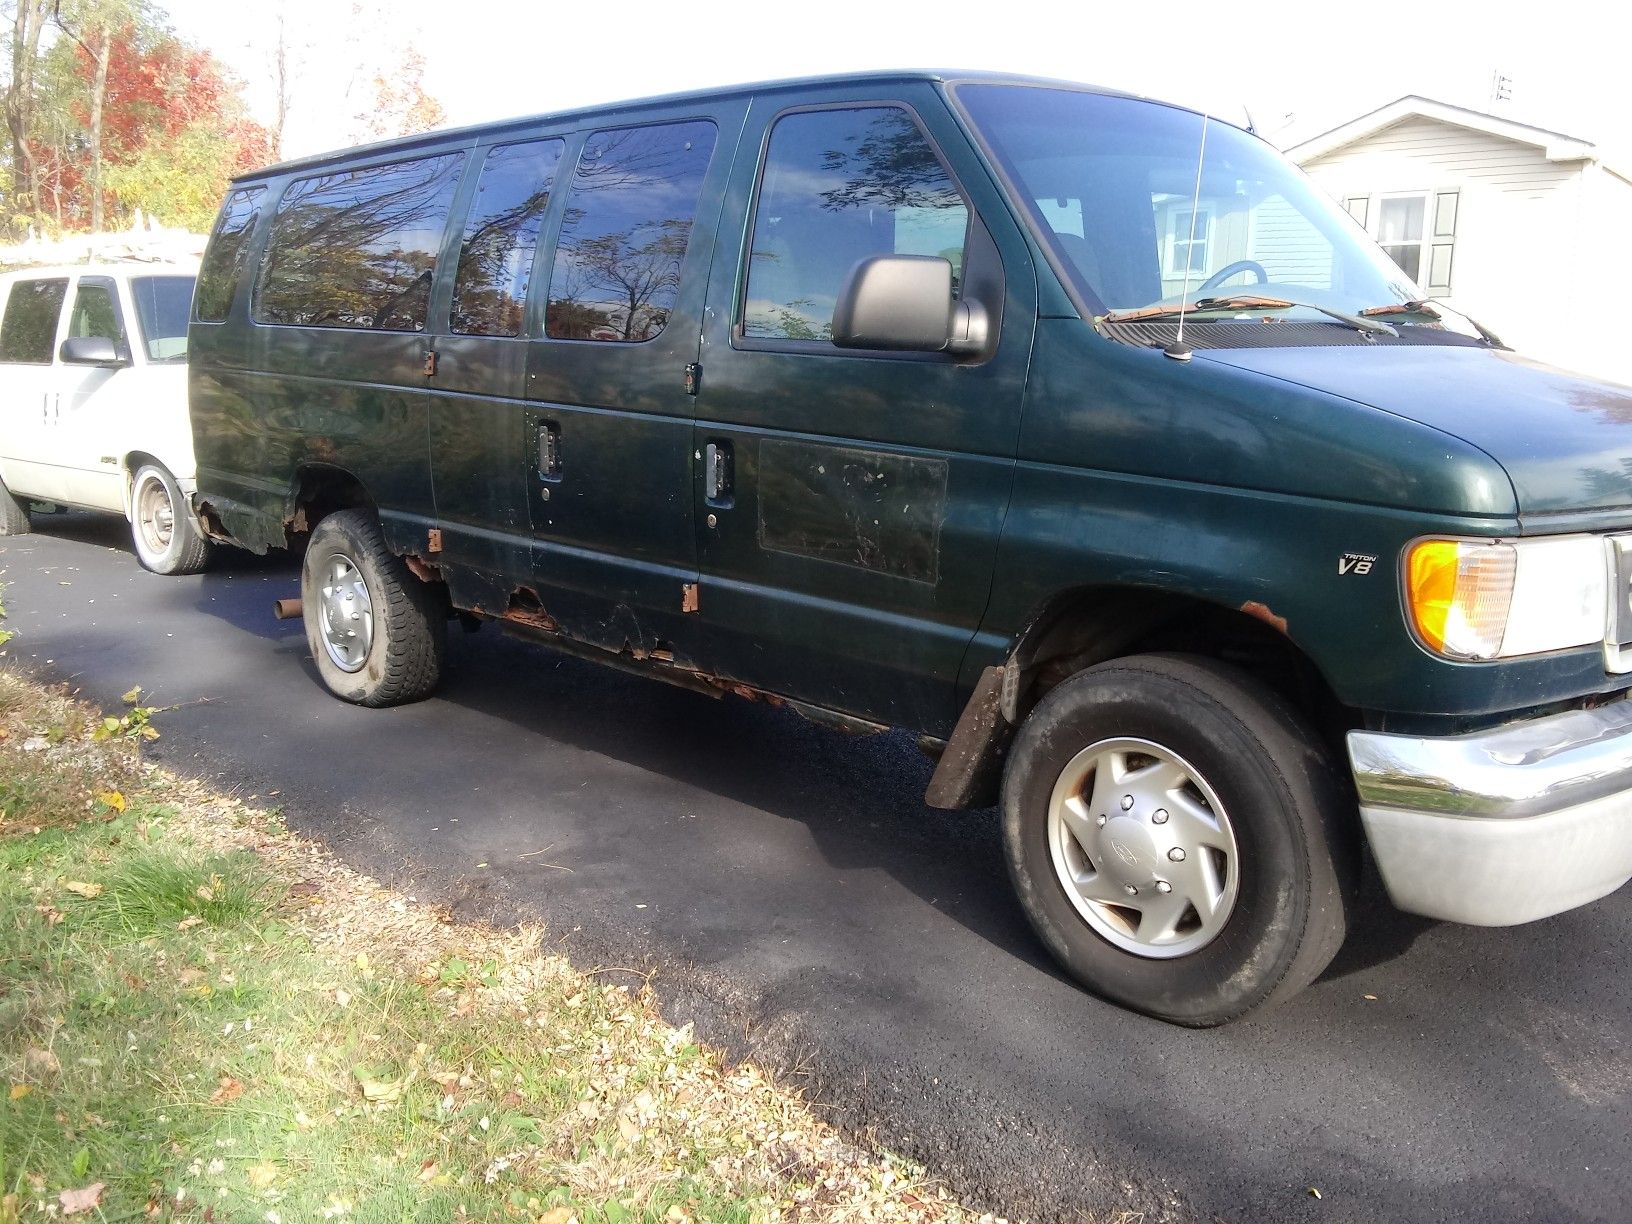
[
  {"left": 0, "top": 260, "right": 199, "bottom": 281},
  {"left": 233, "top": 70, "right": 1148, "bottom": 183}
]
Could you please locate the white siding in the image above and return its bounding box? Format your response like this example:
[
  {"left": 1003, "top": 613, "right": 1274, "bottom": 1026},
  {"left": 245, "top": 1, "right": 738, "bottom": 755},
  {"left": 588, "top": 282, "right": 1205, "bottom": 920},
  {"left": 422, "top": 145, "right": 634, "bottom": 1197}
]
[{"left": 1301, "top": 116, "right": 1632, "bottom": 385}]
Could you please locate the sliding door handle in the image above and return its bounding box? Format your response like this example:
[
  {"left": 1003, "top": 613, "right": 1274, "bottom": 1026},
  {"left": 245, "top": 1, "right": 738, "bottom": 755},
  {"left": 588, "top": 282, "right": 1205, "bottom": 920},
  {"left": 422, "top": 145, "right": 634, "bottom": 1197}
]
[{"left": 704, "top": 441, "right": 733, "bottom": 504}]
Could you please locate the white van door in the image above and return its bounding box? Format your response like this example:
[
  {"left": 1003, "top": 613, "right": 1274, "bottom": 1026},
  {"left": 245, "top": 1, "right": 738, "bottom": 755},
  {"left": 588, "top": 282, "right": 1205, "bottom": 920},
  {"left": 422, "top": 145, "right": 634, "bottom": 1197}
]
[
  {"left": 54, "top": 274, "right": 133, "bottom": 512},
  {"left": 0, "top": 275, "right": 71, "bottom": 503}
]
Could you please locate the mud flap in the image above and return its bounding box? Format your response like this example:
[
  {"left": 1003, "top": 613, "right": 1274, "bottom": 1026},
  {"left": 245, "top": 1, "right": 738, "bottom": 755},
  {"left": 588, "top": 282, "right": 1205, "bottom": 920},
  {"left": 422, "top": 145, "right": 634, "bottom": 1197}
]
[{"left": 924, "top": 665, "right": 1012, "bottom": 810}]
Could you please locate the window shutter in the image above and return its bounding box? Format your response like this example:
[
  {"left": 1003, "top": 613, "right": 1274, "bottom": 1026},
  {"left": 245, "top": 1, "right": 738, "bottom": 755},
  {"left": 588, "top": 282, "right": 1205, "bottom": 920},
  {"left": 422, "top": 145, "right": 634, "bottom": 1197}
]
[
  {"left": 1345, "top": 195, "right": 1370, "bottom": 228},
  {"left": 1426, "top": 189, "right": 1458, "bottom": 296}
]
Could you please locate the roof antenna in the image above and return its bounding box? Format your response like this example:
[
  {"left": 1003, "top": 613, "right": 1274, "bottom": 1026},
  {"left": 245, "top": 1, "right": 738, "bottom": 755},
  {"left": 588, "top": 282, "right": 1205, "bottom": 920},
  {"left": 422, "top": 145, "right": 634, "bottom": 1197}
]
[
  {"left": 1242, "top": 104, "right": 1257, "bottom": 135},
  {"left": 1164, "top": 111, "right": 1210, "bottom": 363}
]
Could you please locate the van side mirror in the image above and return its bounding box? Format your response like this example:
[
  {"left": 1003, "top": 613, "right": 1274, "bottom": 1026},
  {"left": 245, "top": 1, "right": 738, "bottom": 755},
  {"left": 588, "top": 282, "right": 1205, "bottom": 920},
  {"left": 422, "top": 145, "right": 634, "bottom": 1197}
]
[
  {"left": 59, "top": 335, "right": 127, "bottom": 367},
  {"left": 831, "top": 255, "right": 989, "bottom": 356}
]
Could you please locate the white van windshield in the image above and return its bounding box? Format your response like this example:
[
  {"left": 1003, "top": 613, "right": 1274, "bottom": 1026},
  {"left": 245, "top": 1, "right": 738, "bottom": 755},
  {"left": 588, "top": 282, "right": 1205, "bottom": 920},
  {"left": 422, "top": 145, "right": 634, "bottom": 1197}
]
[{"left": 958, "top": 85, "right": 1424, "bottom": 321}]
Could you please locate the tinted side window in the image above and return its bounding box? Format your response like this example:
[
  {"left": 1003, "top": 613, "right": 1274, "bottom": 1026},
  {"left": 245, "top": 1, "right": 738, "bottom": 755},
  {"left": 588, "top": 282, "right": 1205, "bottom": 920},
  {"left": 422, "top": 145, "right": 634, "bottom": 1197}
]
[
  {"left": 195, "top": 186, "right": 266, "bottom": 322},
  {"left": 0, "top": 278, "right": 68, "bottom": 364},
  {"left": 256, "top": 153, "right": 464, "bottom": 331},
  {"left": 545, "top": 121, "right": 716, "bottom": 342},
  {"left": 743, "top": 108, "right": 968, "bottom": 342},
  {"left": 452, "top": 139, "right": 565, "bottom": 337},
  {"left": 68, "top": 280, "right": 125, "bottom": 346}
]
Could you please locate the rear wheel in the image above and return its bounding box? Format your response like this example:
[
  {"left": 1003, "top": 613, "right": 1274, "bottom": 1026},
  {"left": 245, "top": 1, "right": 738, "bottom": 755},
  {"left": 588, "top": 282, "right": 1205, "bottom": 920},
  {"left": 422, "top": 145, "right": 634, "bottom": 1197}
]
[
  {"left": 301, "top": 508, "right": 444, "bottom": 707},
  {"left": 0, "top": 475, "right": 31, "bottom": 535},
  {"left": 130, "top": 463, "right": 211, "bottom": 575},
  {"left": 1002, "top": 653, "right": 1354, "bottom": 1026}
]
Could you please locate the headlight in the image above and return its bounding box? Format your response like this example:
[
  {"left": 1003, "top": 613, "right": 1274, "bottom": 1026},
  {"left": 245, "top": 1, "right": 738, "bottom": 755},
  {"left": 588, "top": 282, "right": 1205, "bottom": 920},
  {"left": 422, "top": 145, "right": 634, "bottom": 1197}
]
[{"left": 1405, "top": 536, "right": 1606, "bottom": 660}]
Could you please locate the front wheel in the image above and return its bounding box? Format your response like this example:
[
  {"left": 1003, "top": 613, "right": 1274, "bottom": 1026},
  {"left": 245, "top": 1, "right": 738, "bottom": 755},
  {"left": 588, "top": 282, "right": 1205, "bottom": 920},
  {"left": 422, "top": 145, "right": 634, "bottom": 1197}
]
[
  {"left": 130, "top": 464, "right": 211, "bottom": 575},
  {"left": 301, "top": 508, "right": 445, "bottom": 707},
  {"left": 1002, "top": 653, "right": 1355, "bottom": 1026},
  {"left": 0, "top": 474, "right": 31, "bottom": 536}
]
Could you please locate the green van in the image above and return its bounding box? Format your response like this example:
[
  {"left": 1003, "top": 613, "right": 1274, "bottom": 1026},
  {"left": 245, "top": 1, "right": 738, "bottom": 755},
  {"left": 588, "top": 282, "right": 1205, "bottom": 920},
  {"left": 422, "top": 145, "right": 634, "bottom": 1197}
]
[{"left": 189, "top": 72, "right": 1632, "bottom": 1025}]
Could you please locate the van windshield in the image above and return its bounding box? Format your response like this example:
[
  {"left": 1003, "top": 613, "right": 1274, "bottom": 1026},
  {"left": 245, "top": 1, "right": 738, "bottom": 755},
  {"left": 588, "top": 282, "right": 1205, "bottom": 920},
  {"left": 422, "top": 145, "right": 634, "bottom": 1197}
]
[{"left": 957, "top": 85, "right": 1422, "bottom": 322}]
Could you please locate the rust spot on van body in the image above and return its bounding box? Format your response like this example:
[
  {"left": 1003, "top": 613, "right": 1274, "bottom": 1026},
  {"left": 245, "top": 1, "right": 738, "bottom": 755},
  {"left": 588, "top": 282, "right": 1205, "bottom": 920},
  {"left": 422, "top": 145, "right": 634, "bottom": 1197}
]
[
  {"left": 502, "top": 586, "right": 560, "bottom": 634},
  {"left": 1240, "top": 601, "right": 1289, "bottom": 635}
]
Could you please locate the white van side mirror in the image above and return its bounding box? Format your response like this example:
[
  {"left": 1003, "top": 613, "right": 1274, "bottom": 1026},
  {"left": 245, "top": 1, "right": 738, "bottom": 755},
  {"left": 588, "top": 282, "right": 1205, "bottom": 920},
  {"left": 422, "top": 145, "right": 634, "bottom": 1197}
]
[{"left": 831, "top": 255, "right": 988, "bottom": 356}]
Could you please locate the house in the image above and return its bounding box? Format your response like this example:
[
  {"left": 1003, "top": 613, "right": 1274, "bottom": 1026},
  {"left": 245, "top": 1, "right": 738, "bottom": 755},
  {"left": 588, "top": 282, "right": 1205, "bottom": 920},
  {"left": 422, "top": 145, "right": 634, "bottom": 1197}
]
[{"left": 1285, "top": 96, "right": 1632, "bottom": 385}]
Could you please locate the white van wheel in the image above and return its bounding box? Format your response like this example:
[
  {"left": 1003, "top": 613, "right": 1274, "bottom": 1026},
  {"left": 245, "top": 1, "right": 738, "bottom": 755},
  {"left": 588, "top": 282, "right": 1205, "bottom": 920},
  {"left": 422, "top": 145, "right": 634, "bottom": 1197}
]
[
  {"left": 0, "top": 476, "right": 30, "bottom": 536},
  {"left": 130, "top": 464, "right": 211, "bottom": 575}
]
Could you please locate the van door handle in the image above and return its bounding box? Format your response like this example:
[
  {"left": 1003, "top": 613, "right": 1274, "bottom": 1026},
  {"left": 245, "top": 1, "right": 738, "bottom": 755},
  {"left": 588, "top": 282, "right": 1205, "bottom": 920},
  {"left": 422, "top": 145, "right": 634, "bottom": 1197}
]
[
  {"left": 704, "top": 441, "right": 733, "bottom": 504},
  {"left": 537, "top": 421, "right": 562, "bottom": 481}
]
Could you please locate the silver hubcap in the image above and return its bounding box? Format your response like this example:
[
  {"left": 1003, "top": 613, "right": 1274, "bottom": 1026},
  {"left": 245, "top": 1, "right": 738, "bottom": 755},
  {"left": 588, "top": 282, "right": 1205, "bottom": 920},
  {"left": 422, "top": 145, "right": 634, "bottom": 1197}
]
[
  {"left": 318, "top": 553, "right": 373, "bottom": 673},
  {"left": 1047, "top": 737, "right": 1240, "bottom": 958},
  {"left": 136, "top": 476, "right": 174, "bottom": 555}
]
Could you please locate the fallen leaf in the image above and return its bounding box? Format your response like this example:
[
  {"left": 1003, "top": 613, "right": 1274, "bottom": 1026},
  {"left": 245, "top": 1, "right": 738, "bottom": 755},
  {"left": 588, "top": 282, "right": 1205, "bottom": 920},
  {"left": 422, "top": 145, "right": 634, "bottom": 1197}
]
[
  {"left": 58, "top": 1183, "right": 104, "bottom": 1216},
  {"left": 120, "top": 686, "right": 142, "bottom": 704},
  {"left": 353, "top": 1067, "right": 403, "bottom": 1104},
  {"left": 96, "top": 790, "right": 127, "bottom": 813},
  {"left": 416, "top": 1160, "right": 439, "bottom": 1183},
  {"left": 8, "top": 1084, "right": 31, "bottom": 1101},
  {"left": 209, "top": 1076, "right": 244, "bottom": 1105},
  {"left": 246, "top": 1162, "right": 278, "bottom": 1190},
  {"left": 1308, "top": 1187, "right": 1323, "bottom": 1199},
  {"left": 538, "top": 1210, "right": 575, "bottom": 1224},
  {"left": 617, "top": 1113, "right": 642, "bottom": 1143},
  {"left": 62, "top": 881, "right": 103, "bottom": 899},
  {"left": 2, "top": 1191, "right": 18, "bottom": 1224},
  {"left": 176, "top": 915, "right": 204, "bottom": 931}
]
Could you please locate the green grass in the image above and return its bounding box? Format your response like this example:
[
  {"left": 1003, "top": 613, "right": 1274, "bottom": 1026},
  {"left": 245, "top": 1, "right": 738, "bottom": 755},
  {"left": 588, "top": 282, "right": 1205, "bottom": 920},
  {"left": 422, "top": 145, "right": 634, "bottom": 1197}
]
[{"left": 0, "top": 667, "right": 970, "bottom": 1224}]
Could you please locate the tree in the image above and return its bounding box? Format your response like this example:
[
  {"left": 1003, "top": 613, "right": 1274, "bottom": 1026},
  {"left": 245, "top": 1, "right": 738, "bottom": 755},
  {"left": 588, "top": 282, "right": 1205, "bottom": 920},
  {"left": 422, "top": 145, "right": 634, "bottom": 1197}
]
[
  {"left": 348, "top": 44, "right": 443, "bottom": 144},
  {"left": 5, "top": 0, "right": 52, "bottom": 223},
  {"left": 2, "top": 3, "right": 269, "bottom": 236}
]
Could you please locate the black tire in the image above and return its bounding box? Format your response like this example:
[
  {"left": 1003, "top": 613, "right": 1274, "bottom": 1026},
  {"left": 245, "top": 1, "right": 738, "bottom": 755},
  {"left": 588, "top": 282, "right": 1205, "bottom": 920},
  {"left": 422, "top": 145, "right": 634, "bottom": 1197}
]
[
  {"left": 1001, "top": 653, "right": 1355, "bottom": 1026},
  {"left": 129, "top": 463, "right": 211, "bottom": 575},
  {"left": 301, "top": 508, "right": 444, "bottom": 707},
  {"left": 0, "top": 474, "right": 31, "bottom": 535}
]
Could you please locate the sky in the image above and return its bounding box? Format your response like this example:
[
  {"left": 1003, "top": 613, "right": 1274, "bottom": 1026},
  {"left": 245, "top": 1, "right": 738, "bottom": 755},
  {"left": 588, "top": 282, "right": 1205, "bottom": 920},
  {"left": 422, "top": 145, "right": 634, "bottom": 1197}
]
[{"left": 159, "top": 0, "right": 1632, "bottom": 165}]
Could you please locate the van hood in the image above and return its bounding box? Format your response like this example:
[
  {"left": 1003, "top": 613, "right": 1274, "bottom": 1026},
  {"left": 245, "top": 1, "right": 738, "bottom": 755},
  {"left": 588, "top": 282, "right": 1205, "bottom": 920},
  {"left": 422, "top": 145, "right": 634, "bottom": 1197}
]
[{"left": 1195, "top": 343, "right": 1632, "bottom": 517}]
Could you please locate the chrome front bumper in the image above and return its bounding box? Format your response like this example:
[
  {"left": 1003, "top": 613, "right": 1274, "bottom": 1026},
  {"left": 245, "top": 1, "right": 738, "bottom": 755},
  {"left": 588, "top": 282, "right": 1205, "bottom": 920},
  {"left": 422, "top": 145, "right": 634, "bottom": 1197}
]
[{"left": 1348, "top": 702, "right": 1632, "bottom": 925}]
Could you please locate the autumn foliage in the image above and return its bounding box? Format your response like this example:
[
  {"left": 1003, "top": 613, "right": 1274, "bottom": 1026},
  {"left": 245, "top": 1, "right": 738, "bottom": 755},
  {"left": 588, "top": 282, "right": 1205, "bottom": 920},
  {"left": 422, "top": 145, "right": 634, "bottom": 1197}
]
[{"left": 4, "top": 6, "right": 271, "bottom": 236}]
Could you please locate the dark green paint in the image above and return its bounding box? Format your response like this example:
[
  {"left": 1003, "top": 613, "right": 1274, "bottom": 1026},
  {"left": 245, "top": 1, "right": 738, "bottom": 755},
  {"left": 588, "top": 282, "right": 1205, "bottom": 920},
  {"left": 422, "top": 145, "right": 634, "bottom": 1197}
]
[{"left": 189, "top": 71, "right": 1632, "bottom": 748}]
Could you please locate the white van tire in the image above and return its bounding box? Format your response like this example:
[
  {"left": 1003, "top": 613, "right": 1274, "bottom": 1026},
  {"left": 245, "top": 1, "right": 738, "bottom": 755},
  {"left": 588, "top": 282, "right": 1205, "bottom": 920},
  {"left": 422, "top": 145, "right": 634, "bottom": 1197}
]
[
  {"left": 301, "top": 508, "right": 445, "bottom": 707},
  {"left": 0, "top": 477, "right": 30, "bottom": 535},
  {"left": 130, "top": 463, "right": 211, "bottom": 575}
]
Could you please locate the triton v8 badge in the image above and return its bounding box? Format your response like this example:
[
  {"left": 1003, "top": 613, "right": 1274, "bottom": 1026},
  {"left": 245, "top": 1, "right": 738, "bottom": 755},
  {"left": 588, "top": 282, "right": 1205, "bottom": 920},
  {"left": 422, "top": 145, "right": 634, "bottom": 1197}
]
[{"left": 1339, "top": 553, "right": 1377, "bottom": 575}]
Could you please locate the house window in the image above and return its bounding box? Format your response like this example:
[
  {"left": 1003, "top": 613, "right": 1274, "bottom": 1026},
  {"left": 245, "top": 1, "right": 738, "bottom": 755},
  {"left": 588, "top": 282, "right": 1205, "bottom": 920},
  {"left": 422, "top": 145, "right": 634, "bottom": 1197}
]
[
  {"left": 1375, "top": 194, "right": 1428, "bottom": 283},
  {"left": 1164, "top": 204, "right": 1213, "bottom": 280}
]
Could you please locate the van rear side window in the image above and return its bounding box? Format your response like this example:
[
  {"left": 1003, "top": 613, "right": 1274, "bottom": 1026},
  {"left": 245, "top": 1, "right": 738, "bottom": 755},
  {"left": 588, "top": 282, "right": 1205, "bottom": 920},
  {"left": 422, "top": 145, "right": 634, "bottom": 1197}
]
[
  {"left": 544, "top": 121, "right": 716, "bottom": 343},
  {"left": 0, "top": 278, "right": 68, "bottom": 364},
  {"left": 195, "top": 186, "right": 265, "bottom": 322},
  {"left": 452, "top": 139, "right": 566, "bottom": 337},
  {"left": 255, "top": 153, "right": 465, "bottom": 332}
]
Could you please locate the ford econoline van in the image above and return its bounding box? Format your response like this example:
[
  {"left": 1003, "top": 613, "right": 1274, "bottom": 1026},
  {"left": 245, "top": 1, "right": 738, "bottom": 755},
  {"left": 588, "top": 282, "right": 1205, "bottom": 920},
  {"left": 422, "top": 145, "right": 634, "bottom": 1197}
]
[
  {"left": 188, "top": 73, "right": 1632, "bottom": 1025},
  {"left": 0, "top": 261, "right": 212, "bottom": 574}
]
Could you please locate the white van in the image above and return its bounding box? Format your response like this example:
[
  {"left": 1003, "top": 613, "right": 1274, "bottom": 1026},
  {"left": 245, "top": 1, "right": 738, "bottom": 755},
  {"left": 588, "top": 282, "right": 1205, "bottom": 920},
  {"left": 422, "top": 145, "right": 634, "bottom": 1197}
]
[{"left": 0, "top": 262, "right": 211, "bottom": 574}]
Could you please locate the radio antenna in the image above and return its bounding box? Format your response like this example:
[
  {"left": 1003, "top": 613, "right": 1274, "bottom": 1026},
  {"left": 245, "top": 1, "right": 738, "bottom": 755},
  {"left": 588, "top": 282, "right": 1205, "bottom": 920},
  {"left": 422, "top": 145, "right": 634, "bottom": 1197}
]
[{"left": 1164, "top": 111, "right": 1210, "bottom": 363}]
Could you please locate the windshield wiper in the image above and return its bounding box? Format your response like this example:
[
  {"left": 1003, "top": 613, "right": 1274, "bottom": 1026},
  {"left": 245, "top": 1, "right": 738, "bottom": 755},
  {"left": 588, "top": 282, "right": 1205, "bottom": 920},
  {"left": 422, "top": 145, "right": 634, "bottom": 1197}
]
[
  {"left": 1359, "top": 299, "right": 1506, "bottom": 348},
  {"left": 1102, "top": 294, "right": 1397, "bottom": 337}
]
